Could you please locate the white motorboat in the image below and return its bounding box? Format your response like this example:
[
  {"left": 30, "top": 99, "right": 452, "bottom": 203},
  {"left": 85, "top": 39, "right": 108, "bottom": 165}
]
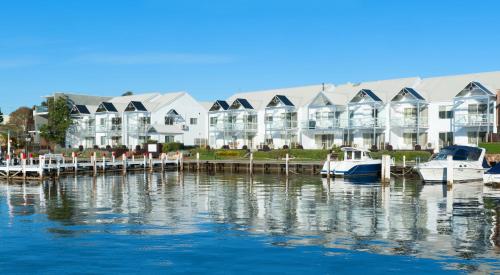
[
  {"left": 321, "top": 147, "right": 381, "bottom": 177},
  {"left": 416, "top": 145, "right": 489, "bottom": 183},
  {"left": 483, "top": 162, "right": 500, "bottom": 184}
]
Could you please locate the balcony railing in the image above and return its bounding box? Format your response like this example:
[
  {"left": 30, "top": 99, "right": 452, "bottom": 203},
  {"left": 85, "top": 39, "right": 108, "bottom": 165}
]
[
  {"left": 301, "top": 119, "right": 342, "bottom": 131},
  {"left": 69, "top": 125, "right": 95, "bottom": 137},
  {"left": 346, "top": 118, "right": 385, "bottom": 129},
  {"left": 265, "top": 120, "right": 298, "bottom": 131},
  {"left": 127, "top": 124, "right": 150, "bottom": 134},
  {"left": 391, "top": 117, "right": 429, "bottom": 128},
  {"left": 35, "top": 105, "right": 48, "bottom": 113},
  {"left": 454, "top": 114, "right": 494, "bottom": 127}
]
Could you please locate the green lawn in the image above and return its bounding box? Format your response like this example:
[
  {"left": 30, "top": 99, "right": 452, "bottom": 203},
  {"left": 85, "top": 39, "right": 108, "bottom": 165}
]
[{"left": 479, "top": 143, "right": 500, "bottom": 154}]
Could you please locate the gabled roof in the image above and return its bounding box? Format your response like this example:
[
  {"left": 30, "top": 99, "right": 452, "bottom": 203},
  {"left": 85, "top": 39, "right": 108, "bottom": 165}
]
[
  {"left": 71, "top": 104, "right": 91, "bottom": 115},
  {"left": 167, "top": 109, "right": 179, "bottom": 115},
  {"left": 350, "top": 89, "right": 382, "bottom": 103},
  {"left": 230, "top": 98, "right": 254, "bottom": 110},
  {"left": 333, "top": 77, "right": 420, "bottom": 103},
  {"left": 267, "top": 95, "right": 295, "bottom": 108},
  {"left": 209, "top": 100, "right": 230, "bottom": 112},
  {"left": 415, "top": 71, "right": 500, "bottom": 102},
  {"left": 96, "top": 102, "right": 118, "bottom": 113},
  {"left": 391, "top": 87, "right": 425, "bottom": 102},
  {"left": 455, "top": 81, "right": 494, "bottom": 97},
  {"left": 227, "top": 84, "right": 333, "bottom": 110},
  {"left": 125, "top": 101, "right": 148, "bottom": 112}
]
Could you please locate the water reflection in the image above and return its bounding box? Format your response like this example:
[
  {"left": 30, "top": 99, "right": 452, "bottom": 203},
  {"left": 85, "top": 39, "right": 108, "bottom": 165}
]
[{"left": 1, "top": 173, "right": 499, "bottom": 272}]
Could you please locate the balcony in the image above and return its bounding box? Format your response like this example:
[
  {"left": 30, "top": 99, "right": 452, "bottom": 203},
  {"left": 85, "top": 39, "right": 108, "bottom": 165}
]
[
  {"left": 454, "top": 114, "right": 494, "bottom": 127},
  {"left": 95, "top": 125, "right": 122, "bottom": 136},
  {"left": 265, "top": 120, "right": 298, "bottom": 131},
  {"left": 223, "top": 122, "right": 257, "bottom": 132},
  {"left": 34, "top": 105, "right": 49, "bottom": 114},
  {"left": 127, "top": 124, "right": 150, "bottom": 134},
  {"left": 347, "top": 118, "right": 385, "bottom": 129},
  {"left": 391, "top": 117, "right": 429, "bottom": 128},
  {"left": 301, "top": 119, "right": 341, "bottom": 131},
  {"left": 69, "top": 125, "right": 95, "bottom": 137}
]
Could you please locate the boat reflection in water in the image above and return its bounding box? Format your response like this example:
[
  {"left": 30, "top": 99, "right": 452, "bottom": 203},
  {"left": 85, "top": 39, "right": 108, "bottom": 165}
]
[{"left": 1, "top": 173, "right": 499, "bottom": 273}]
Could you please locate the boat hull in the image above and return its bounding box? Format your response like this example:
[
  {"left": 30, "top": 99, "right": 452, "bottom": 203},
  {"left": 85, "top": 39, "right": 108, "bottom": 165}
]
[
  {"left": 417, "top": 166, "right": 484, "bottom": 182},
  {"left": 321, "top": 160, "right": 381, "bottom": 177}
]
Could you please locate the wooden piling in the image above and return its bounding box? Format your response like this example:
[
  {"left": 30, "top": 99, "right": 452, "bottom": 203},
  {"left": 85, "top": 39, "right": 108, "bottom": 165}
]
[
  {"left": 196, "top": 152, "right": 200, "bottom": 171},
  {"left": 326, "top": 153, "right": 331, "bottom": 180},
  {"left": 446, "top": 154, "right": 454, "bottom": 185},
  {"left": 285, "top": 154, "right": 289, "bottom": 177},
  {"left": 249, "top": 153, "right": 253, "bottom": 174}
]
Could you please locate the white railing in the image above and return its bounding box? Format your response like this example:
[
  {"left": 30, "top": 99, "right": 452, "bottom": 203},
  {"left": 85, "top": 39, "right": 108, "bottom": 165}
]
[
  {"left": 391, "top": 117, "right": 429, "bottom": 128},
  {"left": 301, "top": 119, "right": 341, "bottom": 130},
  {"left": 454, "top": 114, "right": 494, "bottom": 126},
  {"left": 265, "top": 120, "right": 298, "bottom": 131},
  {"left": 347, "top": 118, "right": 385, "bottom": 129}
]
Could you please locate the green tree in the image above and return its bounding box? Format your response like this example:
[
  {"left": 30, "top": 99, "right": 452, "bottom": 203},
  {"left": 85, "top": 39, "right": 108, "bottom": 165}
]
[
  {"left": 122, "top": 91, "right": 133, "bottom": 96},
  {"left": 40, "top": 97, "right": 72, "bottom": 146}
]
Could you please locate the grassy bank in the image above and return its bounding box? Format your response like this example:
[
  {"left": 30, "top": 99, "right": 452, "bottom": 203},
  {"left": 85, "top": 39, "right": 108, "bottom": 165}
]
[
  {"left": 479, "top": 143, "right": 500, "bottom": 154},
  {"left": 189, "top": 149, "right": 331, "bottom": 161}
]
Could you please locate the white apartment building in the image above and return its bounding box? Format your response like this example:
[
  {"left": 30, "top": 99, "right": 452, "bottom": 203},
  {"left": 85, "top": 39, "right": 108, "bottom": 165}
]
[
  {"left": 208, "top": 84, "right": 329, "bottom": 149},
  {"left": 37, "top": 92, "right": 207, "bottom": 149},
  {"left": 208, "top": 71, "right": 500, "bottom": 150}
]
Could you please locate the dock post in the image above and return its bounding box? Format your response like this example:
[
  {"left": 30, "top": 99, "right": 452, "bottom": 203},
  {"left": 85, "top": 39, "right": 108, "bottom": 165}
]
[
  {"left": 74, "top": 156, "right": 78, "bottom": 174},
  {"left": 402, "top": 155, "right": 406, "bottom": 168},
  {"left": 161, "top": 153, "right": 165, "bottom": 172},
  {"left": 22, "top": 158, "right": 26, "bottom": 179},
  {"left": 56, "top": 158, "right": 61, "bottom": 177},
  {"left": 132, "top": 155, "right": 135, "bottom": 162},
  {"left": 149, "top": 153, "right": 153, "bottom": 172},
  {"left": 249, "top": 152, "right": 253, "bottom": 175},
  {"left": 143, "top": 154, "right": 147, "bottom": 169},
  {"left": 176, "top": 153, "right": 180, "bottom": 171},
  {"left": 93, "top": 152, "right": 97, "bottom": 177},
  {"left": 285, "top": 153, "right": 289, "bottom": 177},
  {"left": 196, "top": 152, "right": 200, "bottom": 171},
  {"left": 326, "top": 154, "right": 331, "bottom": 180},
  {"left": 180, "top": 153, "right": 184, "bottom": 172},
  {"left": 102, "top": 156, "right": 106, "bottom": 172},
  {"left": 39, "top": 156, "right": 44, "bottom": 180},
  {"left": 122, "top": 154, "right": 127, "bottom": 175},
  {"left": 5, "top": 155, "right": 10, "bottom": 179},
  {"left": 446, "top": 154, "right": 454, "bottom": 185},
  {"left": 381, "top": 155, "right": 391, "bottom": 183}
]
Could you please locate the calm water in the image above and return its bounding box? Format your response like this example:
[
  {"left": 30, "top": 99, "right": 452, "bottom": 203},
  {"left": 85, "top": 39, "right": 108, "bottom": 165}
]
[{"left": 0, "top": 173, "right": 499, "bottom": 274}]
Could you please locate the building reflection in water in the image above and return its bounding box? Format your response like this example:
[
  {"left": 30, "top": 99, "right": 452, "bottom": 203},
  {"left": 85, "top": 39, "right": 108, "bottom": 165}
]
[{"left": 0, "top": 173, "right": 499, "bottom": 269}]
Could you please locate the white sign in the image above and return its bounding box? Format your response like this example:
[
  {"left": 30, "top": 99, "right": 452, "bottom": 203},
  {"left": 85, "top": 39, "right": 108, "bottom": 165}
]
[{"left": 148, "top": 144, "right": 157, "bottom": 153}]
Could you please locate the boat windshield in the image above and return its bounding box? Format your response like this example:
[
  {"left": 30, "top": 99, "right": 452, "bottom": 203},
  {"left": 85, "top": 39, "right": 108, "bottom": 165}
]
[
  {"left": 431, "top": 146, "right": 482, "bottom": 161},
  {"left": 345, "top": 150, "right": 363, "bottom": 160}
]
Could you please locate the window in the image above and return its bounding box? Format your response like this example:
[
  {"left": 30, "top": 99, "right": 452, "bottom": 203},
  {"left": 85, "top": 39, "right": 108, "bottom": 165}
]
[
  {"left": 210, "top": 117, "right": 217, "bottom": 126},
  {"left": 100, "top": 136, "right": 106, "bottom": 146},
  {"left": 190, "top": 118, "right": 198, "bottom": 125},
  {"left": 371, "top": 107, "right": 378, "bottom": 118},
  {"left": 468, "top": 104, "right": 487, "bottom": 114},
  {"left": 100, "top": 118, "right": 106, "bottom": 125},
  {"left": 468, "top": 131, "right": 487, "bottom": 144},
  {"left": 363, "top": 133, "right": 373, "bottom": 146},
  {"left": 403, "top": 133, "right": 417, "bottom": 146},
  {"left": 265, "top": 115, "right": 273, "bottom": 122},
  {"left": 165, "top": 136, "right": 175, "bottom": 143},
  {"left": 439, "top": 106, "right": 453, "bottom": 119},
  {"left": 403, "top": 107, "right": 417, "bottom": 118},
  {"left": 165, "top": 116, "right": 175, "bottom": 125},
  {"left": 140, "top": 117, "right": 150, "bottom": 125},
  {"left": 439, "top": 132, "right": 453, "bottom": 147}
]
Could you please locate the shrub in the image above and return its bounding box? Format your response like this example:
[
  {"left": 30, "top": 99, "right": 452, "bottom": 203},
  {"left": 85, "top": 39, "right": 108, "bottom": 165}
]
[
  {"left": 222, "top": 145, "right": 230, "bottom": 149},
  {"left": 385, "top": 144, "right": 393, "bottom": 151},
  {"left": 414, "top": 144, "right": 421, "bottom": 151},
  {"left": 371, "top": 145, "right": 378, "bottom": 151},
  {"left": 162, "top": 142, "right": 184, "bottom": 153},
  {"left": 215, "top": 150, "right": 245, "bottom": 158},
  {"left": 78, "top": 145, "right": 84, "bottom": 152},
  {"left": 135, "top": 145, "right": 142, "bottom": 152},
  {"left": 296, "top": 144, "right": 304, "bottom": 150},
  {"left": 282, "top": 145, "right": 289, "bottom": 150},
  {"left": 262, "top": 145, "right": 271, "bottom": 152},
  {"left": 93, "top": 145, "right": 99, "bottom": 150},
  {"left": 242, "top": 145, "right": 248, "bottom": 150},
  {"left": 106, "top": 145, "right": 112, "bottom": 151}
]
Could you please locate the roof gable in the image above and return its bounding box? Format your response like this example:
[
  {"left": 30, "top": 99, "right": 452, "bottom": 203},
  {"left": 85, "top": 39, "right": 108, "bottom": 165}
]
[
  {"left": 96, "top": 102, "right": 118, "bottom": 113},
  {"left": 125, "top": 101, "right": 148, "bottom": 112},
  {"left": 455, "top": 81, "right": 494, "bottom": 97},
  {"left": 230, "top": 98, "right": 254, "bottom": 110},
  {"left": 350, "top": 89, "right": 382, "bottom": 103},
  {"left": 209, "top": 100, "right": 230, "bottom": 112},
  {"left": 70, "top": 105, "right": 91, "bottom": 115},
  {"left": 391, "top": 87, "right": 425, "bottom": 102},
  {"left": 309, "top": 93, "right": 333, "bottom": 107},
  {"left": 267, "top": 95, "right": 295, "bottom": 108}
]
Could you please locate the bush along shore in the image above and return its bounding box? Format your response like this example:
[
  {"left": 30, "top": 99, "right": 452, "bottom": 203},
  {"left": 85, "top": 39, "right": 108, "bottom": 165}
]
[{"left": 29, "top": 142, "right": 433, "bottom": 163}]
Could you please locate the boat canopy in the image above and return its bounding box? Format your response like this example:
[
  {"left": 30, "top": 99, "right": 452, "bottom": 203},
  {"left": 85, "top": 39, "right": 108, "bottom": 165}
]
[{"left": 432, "top": 146, "right": 488, "bottom": 167}]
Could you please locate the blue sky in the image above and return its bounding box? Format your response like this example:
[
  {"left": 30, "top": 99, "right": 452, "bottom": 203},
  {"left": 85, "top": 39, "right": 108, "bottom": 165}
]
[{"left": 1, "top": 0, "right": 499, "bottom": 113}]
